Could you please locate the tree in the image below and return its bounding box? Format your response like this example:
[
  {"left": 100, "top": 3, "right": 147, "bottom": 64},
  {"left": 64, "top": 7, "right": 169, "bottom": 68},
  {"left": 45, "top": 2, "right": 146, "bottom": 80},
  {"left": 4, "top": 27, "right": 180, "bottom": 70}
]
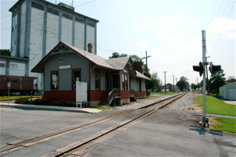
[
  {"left": 148, "top": 72, "right": 161, "bottom": 92},
  {"left": 109, "top": 52, "right": 127, "bottom": 59},
  {"left": 226, "top": 76, "right": 236, "bottom": 83},
  {"left": 0, "top": 49, "right": 11, "bottom": 56},
  {"left": 176, "top": 76, "right": 189, "bottom": 91},
  {"left": 129, "top": 55, "right": 142, "bottom": 62},
  {"left": 209, "top": 69, "right": 226, "bottom": 94}
]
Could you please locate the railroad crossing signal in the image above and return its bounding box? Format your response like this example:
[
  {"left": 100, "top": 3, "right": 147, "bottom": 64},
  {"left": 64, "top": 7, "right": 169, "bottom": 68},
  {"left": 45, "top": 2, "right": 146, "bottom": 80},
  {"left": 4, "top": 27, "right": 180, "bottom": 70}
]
[
  {"left": 193, "top": 62, "right": 204, "bottom": 76},
  {"left": 209, "top": 63, "right": 221, "bottom": 74}
]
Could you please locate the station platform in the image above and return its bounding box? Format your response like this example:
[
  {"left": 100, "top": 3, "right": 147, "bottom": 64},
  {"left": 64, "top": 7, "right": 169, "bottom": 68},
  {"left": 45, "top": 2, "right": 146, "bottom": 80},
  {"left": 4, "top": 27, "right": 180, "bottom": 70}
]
[{"left": 0, "top": 101, "right": 101, "bottom": 114}]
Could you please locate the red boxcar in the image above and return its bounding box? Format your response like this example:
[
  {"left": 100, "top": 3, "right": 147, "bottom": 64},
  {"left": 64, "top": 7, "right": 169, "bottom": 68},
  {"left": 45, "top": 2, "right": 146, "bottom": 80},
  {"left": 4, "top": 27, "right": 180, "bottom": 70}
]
[{"left": 0, "top": 75, "right": 38, "bottom": 95}]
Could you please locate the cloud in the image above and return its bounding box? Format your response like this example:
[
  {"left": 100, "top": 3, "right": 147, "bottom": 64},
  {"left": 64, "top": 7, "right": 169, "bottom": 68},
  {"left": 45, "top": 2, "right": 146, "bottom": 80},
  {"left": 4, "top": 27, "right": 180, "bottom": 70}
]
[
  {"left": 208, "top": 18, "right": 236, "bottom": 40},
  {"left": 135, "top": 41, "right": 150, "bottom": 50}
]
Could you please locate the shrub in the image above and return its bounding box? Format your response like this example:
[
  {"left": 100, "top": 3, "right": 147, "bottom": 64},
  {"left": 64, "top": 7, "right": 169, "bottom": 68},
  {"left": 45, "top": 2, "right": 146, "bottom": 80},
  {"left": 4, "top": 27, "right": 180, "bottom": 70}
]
[
  {"left": 15, "top": 98, "right": 29, "bottom": 104},
  {"left": 34, "top": 99, "right": 50, "bottom": 105}
]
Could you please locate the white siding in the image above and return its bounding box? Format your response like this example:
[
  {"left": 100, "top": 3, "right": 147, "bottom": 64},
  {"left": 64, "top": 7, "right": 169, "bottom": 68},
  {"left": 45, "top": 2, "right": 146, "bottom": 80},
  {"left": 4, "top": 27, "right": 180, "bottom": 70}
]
[
  {"left": 11, "top": 14, "right": 18, "bottom": 57},
  {"left": 19, "top": 1, "right": 26, "bottom": 57},
  {"left": 46, "top": 12, "right": 59, "bottom": 53},
  {"left": 61, "top": 17, "right": 72, "bottom": 44},
  {"left": 86, "top": 25, "right": 95, "bottom": 51},
  {"left": 29, "top": 7, "right": 44, "bottom": 73},
  {"left": 0, "top": 60, "right": 6, "bottom": 75},
  {"left": 74, "top": 21, "right": 84, "bottom": 50},
  {"left": 9, "top": 61, "right": 25, "bottom": 76}
]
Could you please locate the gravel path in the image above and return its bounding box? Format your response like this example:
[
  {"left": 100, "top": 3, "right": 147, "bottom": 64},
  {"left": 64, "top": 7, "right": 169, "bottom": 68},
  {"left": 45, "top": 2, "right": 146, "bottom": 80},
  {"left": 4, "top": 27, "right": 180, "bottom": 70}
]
[
  {"left": 113, "top": 92, "right": 201, "bottom": 113},
  {"left": 167, "top": 92, "right": 202, "bottom": 112}
]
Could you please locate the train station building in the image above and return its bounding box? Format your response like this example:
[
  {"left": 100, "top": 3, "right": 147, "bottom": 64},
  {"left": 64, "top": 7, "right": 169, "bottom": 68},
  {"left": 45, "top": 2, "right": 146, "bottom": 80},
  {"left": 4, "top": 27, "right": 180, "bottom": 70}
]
[{"left": 32, "top": 42, "right": 150, "bottom": 106}]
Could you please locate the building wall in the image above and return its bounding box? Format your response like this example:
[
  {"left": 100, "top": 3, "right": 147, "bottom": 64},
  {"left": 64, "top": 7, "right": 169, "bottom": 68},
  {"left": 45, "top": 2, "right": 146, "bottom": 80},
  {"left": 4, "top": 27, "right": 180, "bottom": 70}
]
[
  {"left": 61, "top": 14, "right": 72, "bottom": 44},
  {"left": 46, "top": 9, "right": 59, "bottom": 53},
  {"left": 19, "top": 1, "right": 26, "bottom": 58},
  {"left": 220, "top": 83, "right": 236, "bottom": 100},
  {"left": 0, "top": 59, "right": 6, "bottom": 75},
  {"left": 74, "top": 18, "right": 85, "bottom": 50},
  {"left": 9, "top": 61, "right": 25, "bottom": 76},
  {"left": 44, "top": 52, "right": 89, "bottom": 91},
  {"left": 11, "top": 11, "right": 18, "bottom": 57},
  {"left": 9, "top": 0, "right": 98, "bottom": 90}
]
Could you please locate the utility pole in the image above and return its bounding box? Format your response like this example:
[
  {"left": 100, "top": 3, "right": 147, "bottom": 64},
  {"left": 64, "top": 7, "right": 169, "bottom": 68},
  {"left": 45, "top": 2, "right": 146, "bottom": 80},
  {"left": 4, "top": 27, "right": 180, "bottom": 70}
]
[
  {"left": 163, "top": 71, "right": 167, "bottom": 94},
  {"left": 175, "top": 78, "right": 177, "bottom": 92},
  {"left": 202, "top": 30, "right": 208, "bottom": 127},
  {"left": 172, "top": 75, "right": 175, "bottom": 92},
  {"left": 142, "top": 51, "right": 151, "bottom": 96}
]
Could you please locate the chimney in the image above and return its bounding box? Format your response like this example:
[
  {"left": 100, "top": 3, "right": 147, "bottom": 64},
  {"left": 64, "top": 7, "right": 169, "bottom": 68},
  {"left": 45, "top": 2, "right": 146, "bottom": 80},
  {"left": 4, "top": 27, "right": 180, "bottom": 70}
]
[{"left": 88, "top": 43, "right": 93, "bottom": 53}]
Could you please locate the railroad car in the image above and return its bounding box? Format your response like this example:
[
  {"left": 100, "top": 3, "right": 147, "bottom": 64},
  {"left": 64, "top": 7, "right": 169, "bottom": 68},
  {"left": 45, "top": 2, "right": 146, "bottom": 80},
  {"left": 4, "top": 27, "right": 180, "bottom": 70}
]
[{"left": 0, "top": 75, "right": 37, "bottom": 95}]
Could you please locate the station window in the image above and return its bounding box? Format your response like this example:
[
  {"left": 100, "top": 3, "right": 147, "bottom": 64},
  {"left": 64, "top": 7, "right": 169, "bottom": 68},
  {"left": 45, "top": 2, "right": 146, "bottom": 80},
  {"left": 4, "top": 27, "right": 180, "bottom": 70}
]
[
  {"left": 122, "top": 73, "right": 128, "bottom": 90},
  {"left": 51, "top": 71, "right": 59, "bottom": 90},
  {"left": 95, "top": 70, "right": 101, "bottom": 90},
  {"left": 72, "top": 69, "right": 81, "bottom": 90}
]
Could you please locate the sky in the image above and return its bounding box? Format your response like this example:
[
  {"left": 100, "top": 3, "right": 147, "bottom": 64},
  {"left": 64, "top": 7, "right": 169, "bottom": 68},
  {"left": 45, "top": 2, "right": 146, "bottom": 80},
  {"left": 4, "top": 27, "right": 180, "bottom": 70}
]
[{"left": 1, "top": 0, "right": 235, "bottom": 85}]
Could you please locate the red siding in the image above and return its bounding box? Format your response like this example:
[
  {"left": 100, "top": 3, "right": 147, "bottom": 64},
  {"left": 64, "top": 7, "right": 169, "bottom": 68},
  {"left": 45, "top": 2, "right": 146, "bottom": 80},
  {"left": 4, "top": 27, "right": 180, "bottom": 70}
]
[
  {"left": 135, "top": 91, "right": 146, "bottom": 98},
  {"left": 44, "top": 91, "right": 75, "bottom": 101},
  {"left": 88, "top": 90, "right": 106, "bottom": 101},
  {"left": 120, "top": 90, "right": 130, "bottom": 99}
]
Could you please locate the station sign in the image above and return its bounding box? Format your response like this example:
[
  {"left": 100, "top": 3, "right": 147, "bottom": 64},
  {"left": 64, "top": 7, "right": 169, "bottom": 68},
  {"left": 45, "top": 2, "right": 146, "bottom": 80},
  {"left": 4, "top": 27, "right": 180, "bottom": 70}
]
[{"left": 59, "top": 65, "right": 71, "bottom": 70}]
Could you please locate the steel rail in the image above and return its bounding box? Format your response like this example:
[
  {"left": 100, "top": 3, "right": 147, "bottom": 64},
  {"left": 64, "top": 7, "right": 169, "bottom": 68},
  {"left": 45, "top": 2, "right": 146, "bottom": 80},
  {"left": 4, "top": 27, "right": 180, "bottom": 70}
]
[
  {"left": 0, "top": 93, "right": 186, "bottom": 156},
  {"left": 42, "top": 93, "right": 186, "bottom": 157}
]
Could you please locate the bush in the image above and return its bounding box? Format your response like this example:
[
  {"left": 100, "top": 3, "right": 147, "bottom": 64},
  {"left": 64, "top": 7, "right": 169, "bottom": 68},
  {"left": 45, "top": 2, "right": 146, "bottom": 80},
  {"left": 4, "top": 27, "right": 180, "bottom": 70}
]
[
  {"left": 15, "top": 98, "right": 29, "bottom": 104},
  {"left": 34, "top": 99, "right": 50, "bottom": 105}
]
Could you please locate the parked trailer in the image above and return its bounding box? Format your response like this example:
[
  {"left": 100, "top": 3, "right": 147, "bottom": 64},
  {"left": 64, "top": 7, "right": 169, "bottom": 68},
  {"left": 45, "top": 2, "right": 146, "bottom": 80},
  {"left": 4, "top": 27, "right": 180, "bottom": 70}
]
[{"left": 0, "top": 75, "right": 38, "bottom": 95}]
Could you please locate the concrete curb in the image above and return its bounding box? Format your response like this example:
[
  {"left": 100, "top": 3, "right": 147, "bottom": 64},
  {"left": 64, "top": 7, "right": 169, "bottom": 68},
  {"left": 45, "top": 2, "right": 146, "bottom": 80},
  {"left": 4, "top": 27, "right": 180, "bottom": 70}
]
[{"left": 0, "top": 102, "right": 101, "bottom": 114}]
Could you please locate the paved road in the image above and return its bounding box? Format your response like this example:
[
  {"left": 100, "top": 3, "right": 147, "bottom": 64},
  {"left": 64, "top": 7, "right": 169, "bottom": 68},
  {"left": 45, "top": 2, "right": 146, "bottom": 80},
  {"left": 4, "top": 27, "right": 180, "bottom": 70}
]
[
  {"left": 83, "top": 109, "right": 236, "bottom": 157},
  {"left": 0, "top": 96, "right": 236, "bottom": 156}
]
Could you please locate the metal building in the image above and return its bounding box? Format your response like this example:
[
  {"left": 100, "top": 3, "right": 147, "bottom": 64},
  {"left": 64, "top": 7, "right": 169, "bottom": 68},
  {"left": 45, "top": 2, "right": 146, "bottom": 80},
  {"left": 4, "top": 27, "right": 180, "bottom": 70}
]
[
  {"left": 4, "top": 0, "right": 98, "bottom": 90},
  {"left": 219, "top": 82, "right": 236, "bottom": 100}
]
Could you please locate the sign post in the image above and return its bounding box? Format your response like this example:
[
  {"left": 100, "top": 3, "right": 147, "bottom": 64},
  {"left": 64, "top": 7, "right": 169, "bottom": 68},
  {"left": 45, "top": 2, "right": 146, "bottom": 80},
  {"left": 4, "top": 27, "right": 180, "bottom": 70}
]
[{"left": 7, "top": 81, "right": 11, "bottom": 105}]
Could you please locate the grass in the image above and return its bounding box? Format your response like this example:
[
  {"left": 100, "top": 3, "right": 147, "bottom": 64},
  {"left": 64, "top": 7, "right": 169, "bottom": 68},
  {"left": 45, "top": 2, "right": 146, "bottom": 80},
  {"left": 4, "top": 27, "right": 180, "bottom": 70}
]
[
  {"left": 195, "top": 95, "right": 236, "bottom": 133},
  {"left": 0, "top": 95, "right": 42, "bottom": 101},
  {"left": 213, "top": 117, "right": 236, "bottom": 134},
  {"left": 195, "top": 95, "right": 236, "bottom": 116}
]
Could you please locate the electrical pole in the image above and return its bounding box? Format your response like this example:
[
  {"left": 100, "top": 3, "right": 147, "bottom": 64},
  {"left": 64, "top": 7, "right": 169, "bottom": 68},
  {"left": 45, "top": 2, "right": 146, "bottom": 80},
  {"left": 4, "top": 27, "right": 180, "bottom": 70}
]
[
  {"left": 163, "top": 71, "right": 167, "bottom": 94},
  {"left": 175, "top": 78, "right": 177, "bottom": 92},
  {"left": 202, "top": 30, "right": 208, "bottom": 127},
  {"left": 172, "top": 75, "right": 175, "bottom": 92},
  {"left": 142, "top": 51, "right": 151, "bottom": 96}
]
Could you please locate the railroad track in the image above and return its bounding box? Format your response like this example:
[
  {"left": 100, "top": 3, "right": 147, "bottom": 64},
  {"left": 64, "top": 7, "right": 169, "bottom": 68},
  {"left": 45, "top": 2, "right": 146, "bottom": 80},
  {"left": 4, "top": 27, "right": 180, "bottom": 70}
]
[{"left": 0, "top": 93, "right": 186, "bottom": 156}]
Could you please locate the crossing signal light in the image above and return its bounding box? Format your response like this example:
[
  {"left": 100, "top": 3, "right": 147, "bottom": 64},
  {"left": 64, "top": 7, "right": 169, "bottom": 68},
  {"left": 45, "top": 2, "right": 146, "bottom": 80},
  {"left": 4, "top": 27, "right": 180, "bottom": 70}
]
[
  {"left": 209, "top": 64, "right": 221, "bottom": 74},
  {"left": 193, "top": 62, "right": 204, "bottom": 76}
]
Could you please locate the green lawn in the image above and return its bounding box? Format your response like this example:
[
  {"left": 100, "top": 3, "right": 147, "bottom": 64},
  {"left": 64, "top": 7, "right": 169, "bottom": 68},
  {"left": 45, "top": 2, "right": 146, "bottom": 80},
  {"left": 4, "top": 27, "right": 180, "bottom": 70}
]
[
  {"left": 213, "top": 117, "right": 236, "bottom": 133},
  {"left": 195, "top": 95, "right": 236, "bottom": 116},
  {"left": 195, "top": 95, "right": 236, "bottom": 133}
]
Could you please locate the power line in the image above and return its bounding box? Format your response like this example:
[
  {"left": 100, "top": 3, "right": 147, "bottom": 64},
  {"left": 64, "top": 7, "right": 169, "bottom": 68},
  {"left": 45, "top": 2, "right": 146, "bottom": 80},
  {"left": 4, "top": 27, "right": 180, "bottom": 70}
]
[
  {"left": 74, "top": 0, "right": 96, "bottom": 8},
  {"left": 207, "top": 0, "right": 224, "bottom": 44},
  {"left": 210, "top": 2, "right": 235, "bottom": 53},
  {"left": 208, "top": 0, "right": 230, "bottom": 49}
]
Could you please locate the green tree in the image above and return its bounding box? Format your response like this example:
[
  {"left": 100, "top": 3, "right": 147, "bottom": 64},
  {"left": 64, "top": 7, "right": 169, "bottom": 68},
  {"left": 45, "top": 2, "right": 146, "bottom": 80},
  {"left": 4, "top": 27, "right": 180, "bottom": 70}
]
[
  {"left": 176, "top": 76, "right": 189, "bottom": 91},
  {"left": 129, "top": 55, "right": 142, "bottom": 62},
  {"left": 209, "top": 69, "right": 226, "bottom": 94},
  {"left": 0, "top": 49, "right": 11, "bottom": 56},
  {"left": 148, "top": 72, "right": 161, "bottom": 92},
  {"left": 109, "top": 52, "right": 127, "bottom": 59}
]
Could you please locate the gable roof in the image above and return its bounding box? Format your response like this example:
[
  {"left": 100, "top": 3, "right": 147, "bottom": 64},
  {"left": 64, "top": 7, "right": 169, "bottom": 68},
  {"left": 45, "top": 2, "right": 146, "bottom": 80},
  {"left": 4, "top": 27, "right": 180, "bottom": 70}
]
[
  {"left": 32, "top": 42, "right": 150, "bottom": 80},
  {"left": 106, "top": 57, "right": 130, "bottom": 70}
]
